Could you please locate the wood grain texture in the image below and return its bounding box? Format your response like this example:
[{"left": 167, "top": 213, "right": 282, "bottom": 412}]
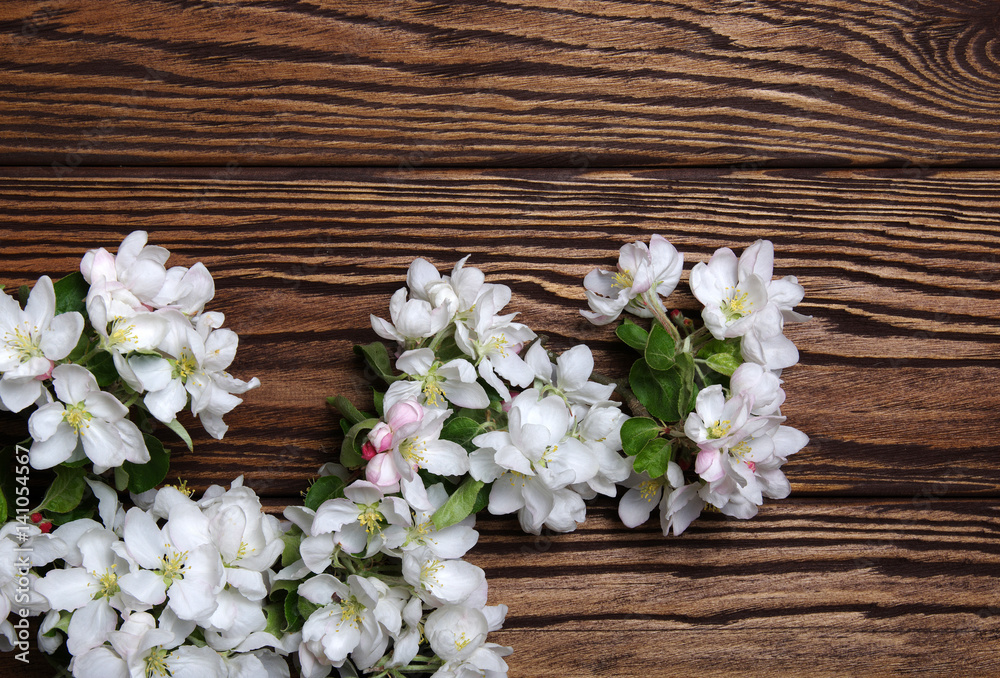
[
  {"left": 0, "top": 167, "right": 998, "bottom": 500},
  {"left": 2, "top": 0, "right": 1000, "bottom": 167},
  {"left": 2, "top": 498, "right": 999, "bottom": 676}
]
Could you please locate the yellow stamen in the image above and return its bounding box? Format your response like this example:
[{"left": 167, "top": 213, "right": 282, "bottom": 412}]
[
  {"left": 399, "top": 438, "right": 427, "bottom": 466},
  {"left": 159, "top": 548, "right": 188, "bottom": 585},
  {"left": 340, "top": 598, "right": 365, "bottom": 628},
  {"left": 144, "top": 647, "right": 171, "bottom": 678},
  {"left": 612, "top": 270, "right": 635, "bottom": 290},
  {"left": 721, "top": 286, "right": 753, "bottom": 322},
  {"left": 707, "top": 420, "right": 731, "bottom": 440},
  {"left": 93, "top": 565, "right": 120, "bottom": 600},
  {"left": 6, "top": 325, "right": 42, "bottom": 362},
  {"left": 357, "top": 504, "right": 384, "bottom": 535},
  {"left": 638, "top": 480, "right": 662, "bottom": 501},
  {"left": 171, "top": 349, "right": 198, "bottom": 380},
  {"left": 63, "top": 402, "right": 93, "bottom": 434}
]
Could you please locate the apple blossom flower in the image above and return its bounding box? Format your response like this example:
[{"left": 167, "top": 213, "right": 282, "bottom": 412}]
[
  {"left": 129, "top": 310, "right": 259, "bottom": 438},
  {"left": 0, "top": 275, "right": 84, "bottom": 412},
  {"left": 690, "top": 240, "right": 807, "bottom": 369},
  {"left": 454, "top": 294, "right": 536, "bottom": 401},
  {"left": 86, "top": 294, "right": 168, "bottom": 391},
  {"left": 581, "top": 234, "right": 684, "bottom": 325},
  {"left": 385, "top": 405, "right": 470, "bottom": 483},
  {"left": 383, "top": 349, "right": 489, "bottom": 412},
  {"left": 370, "top": 287, "right": 452, "bottom": 349},
  {"left": 469, "top": 389, "right": 600, "bottom": 534},
  {"left": 729, "top": 362, "right": 785, "bottom": 416},
  {"left": 297, "top": 573, "right": 407, "bottom": 675},
  {"left": 0, "top": 522, "right": 65, "bottom": 651},
  {"left": 404, "top": 255, "right": 488, "bottom": 320},
  {"left": 424, "top": 604, "right": 512, "bottom": 678},
  {"left": 81, "top": 231, "right": 169, "bottom": 312},
  {"left": 27, "top": 363, "right": 148, "bottom": 471},
  {"left": 523, "top": 342, "right": 615, "bottom": 409},
  {"left": 309, "top": 481, "right": 412, "bottom": 560},
  {"left": 383, "top": 483, "right": 479, "bottom": 560},
  {"left": 401, "top": 546, "right": 487, "bottom": 609}
]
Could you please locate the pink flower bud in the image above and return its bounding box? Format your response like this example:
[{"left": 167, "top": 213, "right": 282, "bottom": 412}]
[
  {"left": 365, "top": 452, "right": 401, "bottom": 490},
  {"left": 361, "top": 441, "right": 378, "bottom": 461},
  {"left": 368, "top": 422, "right": 394, "bottom": 453},
  {"left": 386, "top": 399, "right": 423, "bottom": 431}
]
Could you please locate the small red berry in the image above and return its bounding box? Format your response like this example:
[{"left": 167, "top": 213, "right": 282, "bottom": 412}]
[
  {"left": 30, "top": 512, "right": 43, "bottom": 524},
  {"left": 669, "top": 309, "right": 682, "bottom": 319},
  {"left": 38, "top": 522, "right": 53, "bottom": 534}
]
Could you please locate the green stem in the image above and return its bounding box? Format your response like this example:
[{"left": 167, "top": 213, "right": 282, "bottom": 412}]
[
  {"left": 640, "top": 290, "right": 681, "bottom": 346},
  {"left": 75, "top": 346, "right": 103, "bottom": 365},
  {"left": 426, "top": 323, "right": 455, "bottom": 352}
]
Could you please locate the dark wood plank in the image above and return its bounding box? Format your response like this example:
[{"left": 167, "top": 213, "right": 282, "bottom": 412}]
[
  {"left": 2, "top": 1, "right": 1000, "bottom": 167},
  {"left": 3, "top": 498, "right": 999, "bottom": 676},
  {"left": 0, "top": 167, "right": 998, "bottom": 499}
]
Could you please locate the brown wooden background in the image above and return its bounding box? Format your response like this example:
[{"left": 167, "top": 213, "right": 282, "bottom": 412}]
[{"left": 1, "top": 1, "right": 999, "bottom": 676}]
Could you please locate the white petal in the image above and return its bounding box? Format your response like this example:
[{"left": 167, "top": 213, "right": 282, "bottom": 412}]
[{"left": 41, "top": 311, "right": 84, "bottom": 360}]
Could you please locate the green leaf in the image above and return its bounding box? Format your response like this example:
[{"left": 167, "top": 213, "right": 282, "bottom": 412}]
[
  {"left": 353, "top": 342, "right": 397, "bottom": 382},
  {"left": 431, "top": 477, "right": 485, "bottom": 530},
  {"left": 297, "top": 595, "right": 321, "bottom": 621},
  {"left": 341, "top": 417, "right": 379, "bottom": 468},
  {"left": 440, "top": 417, "right": 482, "bottom": 450},
  {"left": 87, "top": 350, "right": 118, "bottom": 388},
  {"left": 372, "top": 388, "right": 384, "bottom": 417},
  {"left": 52, "top": 272, "right": 89, "bottom": 315},
  {"left": 615, "top": 319, "right": 649, "bottom": 352},
  {"left": 705, "top": 352, "right": 742, "bottom": 377},
  {"left": 620, "top": 417, "right": 664, "bottom": 457},
  {"left": 264, "top": 601, "right": 285, "bottom": 637},
  {"left": 698, "top": 338, "right": 741, "bottom": 360},
  {"left": 280, "top": 532, "right": 302, "bottom": 568},
  {"left": 163, "top": 417, "right": 194, "bottom": 452},
  {"left": 37, "top": 465, "right": 87, "bottom": 513},
  {"left": 471, "top": 482, "right": 491, "bottom": 515},
  {"left": 43, "top": 611, "right": 72, "bottom": 637},
  {"left": 122, "top": 434, "right": 170, "bottom": 494},
  {"left": 284, "top": 591, "right": 304, "bottom": 633},
  {"left": 0, "top": 487, "right": 6, "bottom": 523},
  {"left": 633, "top": 438, "right": 672, "bottom": 479},
  {"left": 48, "top": 503, "right": 96, "bottom": 525},
  {"left": 304, "top": 475, "right": 346, "bottom": 511},
  {"left": 326, "top": 395, "right": 368, "bottom": 427},
  {"left": 18, "top": 285, "right": 29, "bottom": 307},
  {"left": 628, "top": 358, "right": 681, "bottom": 422},
  {"left": 644, "top": 323, "right": 676, "bottom": 370}
]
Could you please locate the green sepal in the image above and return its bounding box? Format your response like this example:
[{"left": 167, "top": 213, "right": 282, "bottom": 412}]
[
  {"left": 122, "top": 433, "right": 170, "bottom": 494},
  {"left": 43, "top": 611, "right": 73, "bottom": 637},
  {"left": 37, "top": 465, "right": 87, "bottom": 513},
  {"left": 341, "top": 418, "right": 379, "bottom": 468},
  {"left": 644, "top": 323, "right": 676, "bottom": 371},
  {"left": 431, "top": 476, "right": 485, "bottom": 530},
  {"left": 633, "top": 438, "right": 672, "bottom": 479},
  {"left": 628, "top": 358, "right": 681, "bottom": 422},
  {"left": 620, "top": 417, "right": 664, "bottom": 457},
  {"left": 615, "top": 319, "right": 649, "bottom": 352},
  {"left": 53, "top": 272, "right": 88, "bottom": 315},
  {"left": 304, "top": 475, "right": 346, "bottom": 511}
]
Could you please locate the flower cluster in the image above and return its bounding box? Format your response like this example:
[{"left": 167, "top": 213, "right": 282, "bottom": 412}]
[
  {"left": 336, "top": 256, "right": 629, "bottom": 536},
  {"left": 0, "top": 233, "right": 812, "bottom": 678},
  {"left": 279, "top": 471, "right": 511, "bottom": 678},
  {"left": 20, "top": 477, "right": 292, "bottom": 677},
  {"left": 582, "top": 236, "right": 810, "bottom": 535},
  {"left": 0, "top": 231, "right": 258, "bottom": 504}
]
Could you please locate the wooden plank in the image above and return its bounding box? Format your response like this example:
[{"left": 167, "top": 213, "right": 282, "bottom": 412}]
[
  {"left": 2, "top": 498, "right": 998, "bottom": 676},
  {"left": 2, "top": 1, "right": 1000, "bottom": 167},
  {"left": 0, "top": 167, "right": 998, "bottom": 497}
]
